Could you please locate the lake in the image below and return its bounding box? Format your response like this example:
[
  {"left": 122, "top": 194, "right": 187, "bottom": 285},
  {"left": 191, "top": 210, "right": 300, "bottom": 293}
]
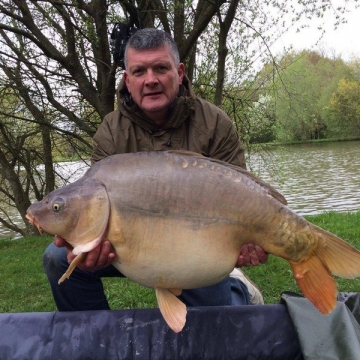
[
  {"left": 1, "top": 140, "right": 359, "bottom": 239},
  {"left": 248, "top": 140, "right": 360, "bottom": 216}
]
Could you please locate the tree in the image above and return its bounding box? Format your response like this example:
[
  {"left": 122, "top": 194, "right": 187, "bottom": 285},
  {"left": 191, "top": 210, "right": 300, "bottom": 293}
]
[
  {"left": 265, "top": 50, "right": 353, "bottom": 141},
  {"left": 0, "top": 87, "right": 44, "bottom": 235},
  {"left": 328, "top": 78, "right": 360, "bottom": 137}
]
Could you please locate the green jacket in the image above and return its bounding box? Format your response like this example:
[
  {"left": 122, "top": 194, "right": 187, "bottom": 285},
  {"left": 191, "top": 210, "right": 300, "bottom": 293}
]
[{"left": 92, "top": 75, "right": 246, "bottom": 168}]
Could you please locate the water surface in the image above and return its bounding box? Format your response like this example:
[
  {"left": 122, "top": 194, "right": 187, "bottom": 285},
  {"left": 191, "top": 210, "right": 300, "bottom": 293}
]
[{"left": 248, "top": 140, "right": 360, "bottom": 215}]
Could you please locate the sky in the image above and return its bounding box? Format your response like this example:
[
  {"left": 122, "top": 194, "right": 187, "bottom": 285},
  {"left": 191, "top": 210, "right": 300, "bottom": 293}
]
[{"left": 270, "top": 1, "right": 360, "bottom": 61}]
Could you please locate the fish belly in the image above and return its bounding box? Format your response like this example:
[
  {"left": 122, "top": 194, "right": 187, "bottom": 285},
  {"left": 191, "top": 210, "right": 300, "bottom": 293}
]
[{"left": 108, "top": 214, "right": 242, "bottom": 290}]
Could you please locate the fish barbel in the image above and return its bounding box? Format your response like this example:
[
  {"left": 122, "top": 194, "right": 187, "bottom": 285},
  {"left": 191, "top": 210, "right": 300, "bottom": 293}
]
[{"left": 26, "top": 151, "right": 360, "bottom": 332}]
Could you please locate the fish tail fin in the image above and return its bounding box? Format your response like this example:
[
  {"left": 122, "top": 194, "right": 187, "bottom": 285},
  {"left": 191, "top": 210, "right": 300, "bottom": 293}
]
[
  {"left": 290, "top": 226, "right": 360, "bottom": 314},
  {"left": 314, "top": 226, "right": 360, "bottom": 279},
  {"left": 155, "top": 288, "right": 187, "bottom": 333}
]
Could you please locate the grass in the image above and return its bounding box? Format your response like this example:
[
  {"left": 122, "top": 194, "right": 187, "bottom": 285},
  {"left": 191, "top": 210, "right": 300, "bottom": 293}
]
[
  {"left": 1, "top": 211, "right": 359, "bottom": 313},
  {"left": 0, "top": 236, "right": 57, "bottom": 313}
]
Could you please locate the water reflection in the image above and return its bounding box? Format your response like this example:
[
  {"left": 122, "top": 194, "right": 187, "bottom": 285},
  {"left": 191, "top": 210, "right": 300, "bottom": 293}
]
[
  {"left": 1, "top": 141, "right": 359, "bottom": 239},
  {"left": 248, "top": 140, "right": 360, "bottom": 216}
]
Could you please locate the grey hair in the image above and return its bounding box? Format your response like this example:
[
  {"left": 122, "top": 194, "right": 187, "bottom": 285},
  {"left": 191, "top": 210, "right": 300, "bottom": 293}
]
[{"left": 124, "top": 28, "right": 180, "bottom": 69}]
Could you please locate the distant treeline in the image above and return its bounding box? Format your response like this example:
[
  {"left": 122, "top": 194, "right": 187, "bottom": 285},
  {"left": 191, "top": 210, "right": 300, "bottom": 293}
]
[{"left": 219, "top": 50, "right": 360, "bottom": 144}]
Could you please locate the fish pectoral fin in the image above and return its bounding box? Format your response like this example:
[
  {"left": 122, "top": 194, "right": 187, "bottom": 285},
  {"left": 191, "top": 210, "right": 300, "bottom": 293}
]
[
  {"left": 155, "top": 288, "right": 187, "bottom": 333},
  {"left": 169, "top": 288, "right": 182, "bottom": 296},
  {"left": 58, "top": 252, "right": 87, "bottom": 284},
  {"left": 290, "top": 255, "right": 337, "bottom": 314}
]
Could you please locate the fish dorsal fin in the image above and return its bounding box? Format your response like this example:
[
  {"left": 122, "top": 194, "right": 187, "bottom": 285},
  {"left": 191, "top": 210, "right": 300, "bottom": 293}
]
[
  {"left": 165, "top": 150, "right": 287, "bottom": 205},
  {"left": 155, "top": 288, "right": 187, "bottom": 333},
  {"left": 222, "top": 161, "right": 288, "bottom": 205},
  {"left": 165, "top": 149, "right": 204, "bottom": 157}
]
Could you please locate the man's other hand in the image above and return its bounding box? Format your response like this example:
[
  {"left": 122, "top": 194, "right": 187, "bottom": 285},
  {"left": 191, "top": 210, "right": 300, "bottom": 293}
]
[{"left": 236, "top": 243, "right": 268, "bottom": 267}]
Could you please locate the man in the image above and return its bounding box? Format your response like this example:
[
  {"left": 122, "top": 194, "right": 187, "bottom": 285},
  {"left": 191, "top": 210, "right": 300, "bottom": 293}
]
[{"left": 43, "top": 28, "right": 267, "bottom": 311}]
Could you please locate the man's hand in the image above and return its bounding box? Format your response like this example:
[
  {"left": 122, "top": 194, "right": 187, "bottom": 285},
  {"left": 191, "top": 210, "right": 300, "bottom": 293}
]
[
  {"left": 53, "top": 235, "right": 115, "bottom": 272},
  {"left": 236, "top": 243, "right": 268, "bottom": 267}
]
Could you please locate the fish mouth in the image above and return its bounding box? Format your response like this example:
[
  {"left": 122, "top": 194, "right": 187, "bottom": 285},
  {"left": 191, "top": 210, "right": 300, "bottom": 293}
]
[{"left": 25, "top": 213, "right": 43, "bottom": 235}]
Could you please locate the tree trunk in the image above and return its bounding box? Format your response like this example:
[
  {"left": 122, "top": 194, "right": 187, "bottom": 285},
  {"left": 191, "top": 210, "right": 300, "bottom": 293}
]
[{"left": 214, "top": 0, "right": 239, "bottom": 106}]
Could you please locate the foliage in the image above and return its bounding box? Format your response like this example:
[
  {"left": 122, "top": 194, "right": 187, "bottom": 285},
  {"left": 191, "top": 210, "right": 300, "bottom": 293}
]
[
  {"left": 328, "top": 78, "right": 360, "bottom": 137},
  {"left": 240, "top": 94, "right": 277, "bottom": 144},
  {"left": 265, "top": 50, "right": 354, "bottom": 142}
]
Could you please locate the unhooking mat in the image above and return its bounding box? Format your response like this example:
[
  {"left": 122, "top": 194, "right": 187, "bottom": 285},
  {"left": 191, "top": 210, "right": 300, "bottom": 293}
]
[
  {"left": 0, "top": 304, "right": 303, "bottom": 360},
  {"left": 1, "top": 293, "right": 360, "bottom": 360}
]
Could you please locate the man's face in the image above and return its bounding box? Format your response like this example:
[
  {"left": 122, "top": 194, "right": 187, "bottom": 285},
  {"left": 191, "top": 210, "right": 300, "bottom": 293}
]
[{"left": 123, "top": 45, "right": 185, "bottom": 124}]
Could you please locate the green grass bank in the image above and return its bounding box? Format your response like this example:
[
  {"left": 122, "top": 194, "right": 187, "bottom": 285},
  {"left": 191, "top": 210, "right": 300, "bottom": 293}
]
[{"left": 1, "top": 211, "right": 359, "bottom": 313}]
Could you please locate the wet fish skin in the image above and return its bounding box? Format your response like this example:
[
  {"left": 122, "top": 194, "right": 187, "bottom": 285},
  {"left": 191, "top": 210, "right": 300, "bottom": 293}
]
[{"left": 26, "top": 151, "right": 360, "bottom": 333}]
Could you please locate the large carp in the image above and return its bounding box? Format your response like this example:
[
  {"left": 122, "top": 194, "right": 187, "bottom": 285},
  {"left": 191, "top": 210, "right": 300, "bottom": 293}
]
[{"left": 26, "top": 151, "right": 360, "bottom": 333}]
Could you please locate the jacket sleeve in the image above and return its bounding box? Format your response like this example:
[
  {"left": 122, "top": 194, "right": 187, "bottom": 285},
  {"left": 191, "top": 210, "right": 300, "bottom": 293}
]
[{"left": 209, "top": 113, "right": 247, "bottom": 169}]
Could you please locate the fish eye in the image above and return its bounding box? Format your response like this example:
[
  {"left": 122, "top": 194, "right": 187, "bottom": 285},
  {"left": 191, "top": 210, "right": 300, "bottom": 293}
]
[{"left": 52, "top": 198, "right": 64, "bottom": 212}]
